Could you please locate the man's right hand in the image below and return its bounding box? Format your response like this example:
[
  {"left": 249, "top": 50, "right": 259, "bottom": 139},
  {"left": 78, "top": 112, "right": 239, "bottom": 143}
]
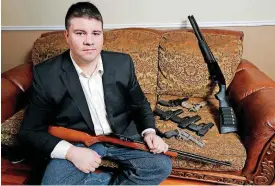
[{"left": 66, "top": 146, "right": 102, "bottom": 174}]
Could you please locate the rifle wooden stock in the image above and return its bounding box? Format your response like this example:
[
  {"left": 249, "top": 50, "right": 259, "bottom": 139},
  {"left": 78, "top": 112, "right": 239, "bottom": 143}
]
[
  {"left": 48, "top": 126, "right": 177, "bottom": 157},
  {"left": 48, "top": 126, "right": 231, "bottom": 166}
]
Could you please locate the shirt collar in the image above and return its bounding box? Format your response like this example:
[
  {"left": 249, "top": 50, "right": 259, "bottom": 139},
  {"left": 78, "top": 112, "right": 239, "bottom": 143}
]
[{"left": 70, "top": 51, "right": 104, "bottom": 77}]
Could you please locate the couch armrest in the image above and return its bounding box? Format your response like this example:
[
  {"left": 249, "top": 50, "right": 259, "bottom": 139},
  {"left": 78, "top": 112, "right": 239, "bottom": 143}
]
[
  {"left": 1, "top": 63, "right": 33, "bottom": 92},
  {"left": 228, "top": 59, "right": 275, "bottom": 105},
  {"left": 1, "top": 63, "right": 33, "bottom": 122},
  {"left": 1, "top": 78, "right": 21, "bottom": 122},
  {"left": 228, "top": 59, "right": 275, "bottom": 174}
]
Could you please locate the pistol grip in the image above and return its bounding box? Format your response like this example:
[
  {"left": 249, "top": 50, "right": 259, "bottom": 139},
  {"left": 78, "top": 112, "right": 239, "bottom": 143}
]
[{"left": 164, "top": 130, "right": 179, "bottom": 139}]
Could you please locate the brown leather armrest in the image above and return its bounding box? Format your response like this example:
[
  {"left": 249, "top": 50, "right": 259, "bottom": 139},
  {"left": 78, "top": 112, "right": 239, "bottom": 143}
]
[
  {"left": 1, "top": 63, "right": 33, "bottom": 122},
  {"left": 1, "top": 63, "right": 33, "bottom": 92},
  {"left": 228, "top": 59, "right": 275, "bottom": 106},
  {"left": 1, "top": 78, "right": 22, "bottom": 122},
  {"left": 237, "top": 88, "right": 275, "bottom": 174},
  {"left": 227, "top": 59, "right": 275, "bottom": 174},
  {"left": 235, "top": 59, "right": 258, "bottom": 72}
]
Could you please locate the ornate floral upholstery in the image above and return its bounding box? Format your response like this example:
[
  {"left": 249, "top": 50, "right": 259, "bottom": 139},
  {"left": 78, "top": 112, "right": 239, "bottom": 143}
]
[
  {"left": 1, "top": 109, "right": 25, "bottom": 147},
  {"left": 103, "top": 28, "right": 161, "bottom": 95},
  {"left": 158, "top": 30, "right": 243, "bottom": 97},
  {"left": 32, "top": 31, "right": 69, "bottom": 65}
]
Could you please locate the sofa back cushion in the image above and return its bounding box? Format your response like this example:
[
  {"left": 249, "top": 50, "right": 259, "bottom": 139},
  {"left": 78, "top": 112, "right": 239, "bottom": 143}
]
[
  {"left": 103, "top": 28, "right": 161, "bottom": 94},
  {"left": 32, "top": 31, "right": 69, "bottom": 66},
  {"left": 157, "top": 29, "right": 244, "bottom": 97},
  {"left": 31, "top": 28, "right": 161, "bottom": 94}
]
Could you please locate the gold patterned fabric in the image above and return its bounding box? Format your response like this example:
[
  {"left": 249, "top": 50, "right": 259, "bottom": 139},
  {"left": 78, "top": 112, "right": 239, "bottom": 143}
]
[
  {"left": 158, "top": 30, "right": 243, "bottom": 97},
  {"left": 1, "top": 109, "right": 25, "bottom": 147},
  {"left": 32, "top": 31, "right": 69, "bottom": 65},
  {"left": 103, "top": 28, "right": 161, "bottom": 94}
]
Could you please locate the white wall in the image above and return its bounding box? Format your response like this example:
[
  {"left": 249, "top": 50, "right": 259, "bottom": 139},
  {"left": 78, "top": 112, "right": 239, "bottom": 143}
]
[
  {"left": 2, "top": 0, "right": 275, "bottom": 28},
  {"left": 2, "top": 0, "right": 275, "bottom": 80}
]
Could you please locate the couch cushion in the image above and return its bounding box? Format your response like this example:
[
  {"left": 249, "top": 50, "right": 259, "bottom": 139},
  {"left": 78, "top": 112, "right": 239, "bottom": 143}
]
[
  {"left": 32, "top": 31, "right": 68, "bottom": 66},
  {"left": 103, "top": 28, "right": 161, "bottom": 94},
  {"left": 31, "top": 28, "right": 161, "bottom": 94},
  {"left": 156, "top": 95, "right": 246, "bottom": 171},
  {"left": 1, "top": 109, "right": 25, "bottom": 147},
  {"left": 158, "top": 29, "right": 243, "bottom": 97}
]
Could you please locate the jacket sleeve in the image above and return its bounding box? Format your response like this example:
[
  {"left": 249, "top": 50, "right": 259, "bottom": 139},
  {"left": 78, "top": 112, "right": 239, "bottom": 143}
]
[
  {"left": 19, "top": 66, "right": 61, "bottom": 157},
  {"left": 126, "top": 55, "right": 156, "bottom": 130}
]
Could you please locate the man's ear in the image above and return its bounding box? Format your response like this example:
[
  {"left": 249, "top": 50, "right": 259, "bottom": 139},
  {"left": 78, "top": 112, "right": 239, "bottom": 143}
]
[{"left": 64, "top": 30, "right": 69, "bottom": 43}]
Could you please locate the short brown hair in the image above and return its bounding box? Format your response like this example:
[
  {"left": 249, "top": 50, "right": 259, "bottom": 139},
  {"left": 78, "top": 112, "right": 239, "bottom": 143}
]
[{"left": 65, "top": 2, "right": 103, "bottom": 30}]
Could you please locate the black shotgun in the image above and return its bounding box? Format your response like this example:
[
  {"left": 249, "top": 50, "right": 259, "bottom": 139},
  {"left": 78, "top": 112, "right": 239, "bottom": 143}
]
[{"left": 187, "top": 15, "right": 237, "bottom": 134}]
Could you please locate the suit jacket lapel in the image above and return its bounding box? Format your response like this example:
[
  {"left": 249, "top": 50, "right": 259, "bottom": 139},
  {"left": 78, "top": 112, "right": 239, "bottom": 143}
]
[
  {"left": 101, "top": 52, "right": 115, "bottom": 123},
  {"left": 60, "top": 51, "right": 94, "bottom": 132}
]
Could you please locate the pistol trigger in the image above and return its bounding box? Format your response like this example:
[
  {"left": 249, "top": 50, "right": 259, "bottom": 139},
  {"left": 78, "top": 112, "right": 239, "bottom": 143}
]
[
  {"left": 188, "top": 107, "right": 196, "bottom": 112},
  {"left": 183, "top": 116, "right": 191, "bottom": 120}
]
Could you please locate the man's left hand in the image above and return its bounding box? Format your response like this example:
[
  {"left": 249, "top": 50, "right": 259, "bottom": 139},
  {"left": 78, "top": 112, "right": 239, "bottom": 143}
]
[{"left": 143, "top": 132, "right": 169, "bottom": 154}]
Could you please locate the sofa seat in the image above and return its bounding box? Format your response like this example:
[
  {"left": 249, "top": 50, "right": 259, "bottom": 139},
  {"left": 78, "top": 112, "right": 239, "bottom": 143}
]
[{"left": 156, "top": 96, "right": 246, "bottom": 172}]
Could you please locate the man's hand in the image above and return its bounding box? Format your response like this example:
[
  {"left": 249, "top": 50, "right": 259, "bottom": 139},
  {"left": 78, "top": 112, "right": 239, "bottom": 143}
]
[
  {"left": 66, "top": 146, "right": 102, "bottom": 174},
  {"left": 143, "top": 132, "right": 169, "bottom": 154}
]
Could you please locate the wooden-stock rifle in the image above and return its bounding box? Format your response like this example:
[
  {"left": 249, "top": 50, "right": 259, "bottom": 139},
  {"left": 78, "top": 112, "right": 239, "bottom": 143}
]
[{"left": 48, "top": 126, "right": 231, "bottom": 166}]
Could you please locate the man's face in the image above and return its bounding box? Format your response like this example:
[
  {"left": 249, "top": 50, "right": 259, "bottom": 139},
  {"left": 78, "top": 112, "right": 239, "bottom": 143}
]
[{"left": 65, "top": 17, "right": 103, "bottom": 64}]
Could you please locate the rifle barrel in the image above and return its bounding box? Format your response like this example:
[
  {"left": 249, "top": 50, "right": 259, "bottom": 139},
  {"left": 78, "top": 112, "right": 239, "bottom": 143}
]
[
  {"left": 169, "top": 148, "right": 231, "bottom": 166},
  {"left": 188, "top": 15, "right": 219, "bottom": 66},
  {"left": 188, "top": 15, "right": 204, "bottom": 41},
  {"left": 106, "top": 135, "right": 231, "bottom": 166}
]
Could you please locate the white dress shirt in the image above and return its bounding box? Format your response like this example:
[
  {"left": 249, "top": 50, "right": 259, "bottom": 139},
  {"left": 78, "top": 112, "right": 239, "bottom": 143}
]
[{"left": 51, "top": 53, "right": 155, "bottom": 159}]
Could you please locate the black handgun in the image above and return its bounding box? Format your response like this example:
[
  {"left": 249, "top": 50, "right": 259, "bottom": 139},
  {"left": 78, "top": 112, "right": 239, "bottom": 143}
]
[
  {"left": 157, "top": 98, "right": 189, "bottom": 107},
  {"left": 198, "top": 122, "right": 214, "bottom": 136},
  {"left": 188, "top": 122, "right": 214, "bottom": 136},
  {"left": 154, "top": 108, "right": 183, "bottom": 121},
  {"left": 175, "top": 115, "right": 201, "bottom": 129}
]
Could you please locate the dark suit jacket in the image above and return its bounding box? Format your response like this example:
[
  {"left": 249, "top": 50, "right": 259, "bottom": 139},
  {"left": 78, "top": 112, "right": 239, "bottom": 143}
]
[{"left": 19, "top": 50, "right": 155, "bottom": 156}]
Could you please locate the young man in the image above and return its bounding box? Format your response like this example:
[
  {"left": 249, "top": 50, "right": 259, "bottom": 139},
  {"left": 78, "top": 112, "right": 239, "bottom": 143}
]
[{"left": 19, "top": 2, "right": 172, "bottom": 185}]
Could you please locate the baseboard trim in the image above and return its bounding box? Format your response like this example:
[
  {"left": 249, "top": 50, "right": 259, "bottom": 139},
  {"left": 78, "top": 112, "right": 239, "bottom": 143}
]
[{"left": 2, "top": 20, "right": 275, "bottom": 31}]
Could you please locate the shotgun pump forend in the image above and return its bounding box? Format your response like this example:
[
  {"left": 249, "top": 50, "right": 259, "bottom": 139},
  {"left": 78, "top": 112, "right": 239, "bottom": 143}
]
[{"left": 187, "top": 15, "right": 238, "bottom": 134}]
